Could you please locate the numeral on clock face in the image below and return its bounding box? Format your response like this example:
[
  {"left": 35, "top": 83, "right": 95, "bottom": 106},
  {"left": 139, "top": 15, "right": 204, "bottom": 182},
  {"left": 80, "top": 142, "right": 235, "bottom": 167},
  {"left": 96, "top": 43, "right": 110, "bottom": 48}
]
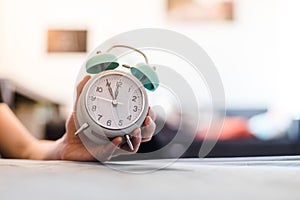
[
  {"left": 107, "top": 120, "right": 112, "bottom": 126},
  {"left": 132, "top": 96, "right": 137, "bottom": 102},
  {"left": 118, "top": 120, "right": 123, "bottom": 126},
  {"left": 90, "top": 96, "right": 96, "bottom": 101},
  {"left": 116, "top": 81, "right": 122, "bottom": 87},
  {"left": 96, "top": 87, "right": 102, "bottom": 93}
]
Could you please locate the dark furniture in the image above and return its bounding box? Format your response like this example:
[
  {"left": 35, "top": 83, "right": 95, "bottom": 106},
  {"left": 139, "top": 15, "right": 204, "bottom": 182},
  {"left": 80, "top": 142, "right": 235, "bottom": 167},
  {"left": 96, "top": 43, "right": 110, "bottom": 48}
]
[{"left": 129, "top": 109, "right": 300, "bottom": 160}]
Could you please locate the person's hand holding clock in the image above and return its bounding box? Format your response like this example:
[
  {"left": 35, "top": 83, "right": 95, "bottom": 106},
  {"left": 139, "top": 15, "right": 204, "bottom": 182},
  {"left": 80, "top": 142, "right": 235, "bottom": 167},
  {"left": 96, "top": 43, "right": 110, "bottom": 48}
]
[{"left": 48, "top": 75, "right": 156, "bottom": 161}]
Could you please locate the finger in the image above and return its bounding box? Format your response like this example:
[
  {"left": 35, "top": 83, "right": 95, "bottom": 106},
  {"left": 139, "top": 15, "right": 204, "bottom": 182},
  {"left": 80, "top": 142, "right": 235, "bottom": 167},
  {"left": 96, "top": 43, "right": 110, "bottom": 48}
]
[
  {"left": 76, "top": 75, "right": 91, "bottom": 98},
  {"left": 66, "top": 114, "right": 76, "bottom": 134},
  {"left": 143, "top": 107, "right": 156, "bottom": 126},
  {"left": 148, "top": 107, "right": 156, "bottom": 121},
  {"left": 141, "top": 116, "right": 156, "bottom": 142},
  {"left": 100, "top": 137, "right": 122, "bottom": 161},
  {"left": 74, "top": 75, "right": 91, "bottom": 110},
  {"left": 71, "top": 76, "right": 91, "bottom": 131}
]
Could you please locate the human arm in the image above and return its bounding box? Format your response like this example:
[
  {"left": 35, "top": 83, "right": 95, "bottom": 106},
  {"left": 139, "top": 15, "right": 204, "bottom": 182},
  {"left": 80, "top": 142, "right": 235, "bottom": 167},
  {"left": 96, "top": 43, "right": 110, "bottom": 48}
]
[
  {"left": 0, "top": 76, "right": 156, "bottom": 161},
  {"left": 0, "top": 102, "right": 46, "bottom": 159}
]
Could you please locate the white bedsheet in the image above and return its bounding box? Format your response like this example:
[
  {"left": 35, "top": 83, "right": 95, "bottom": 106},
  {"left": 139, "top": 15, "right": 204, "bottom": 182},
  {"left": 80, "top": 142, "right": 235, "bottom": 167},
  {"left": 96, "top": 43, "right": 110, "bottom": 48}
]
[{"left": 1, "top": 156, "right": 300, "bottom": 200}]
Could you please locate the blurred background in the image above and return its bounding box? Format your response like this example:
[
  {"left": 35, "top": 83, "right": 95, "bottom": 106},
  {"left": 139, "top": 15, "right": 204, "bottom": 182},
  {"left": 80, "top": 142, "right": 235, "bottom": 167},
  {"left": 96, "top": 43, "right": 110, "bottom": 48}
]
[{"left": 1, "top": 0, "right": 300, "bottom": 158}]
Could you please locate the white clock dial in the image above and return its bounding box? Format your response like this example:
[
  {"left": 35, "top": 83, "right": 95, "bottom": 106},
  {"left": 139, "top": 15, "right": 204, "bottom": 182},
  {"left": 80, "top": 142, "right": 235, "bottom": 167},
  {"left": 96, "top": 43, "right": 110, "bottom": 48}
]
[{"left": 85, "top": 71, "right": 145, "bottom": 130}]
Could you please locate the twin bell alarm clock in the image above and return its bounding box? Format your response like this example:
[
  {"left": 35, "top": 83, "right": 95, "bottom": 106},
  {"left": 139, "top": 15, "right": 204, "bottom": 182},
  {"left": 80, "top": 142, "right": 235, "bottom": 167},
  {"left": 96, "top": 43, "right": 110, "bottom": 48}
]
[{"left": 74, "top": 45, "right": 159, "bottom": 150}]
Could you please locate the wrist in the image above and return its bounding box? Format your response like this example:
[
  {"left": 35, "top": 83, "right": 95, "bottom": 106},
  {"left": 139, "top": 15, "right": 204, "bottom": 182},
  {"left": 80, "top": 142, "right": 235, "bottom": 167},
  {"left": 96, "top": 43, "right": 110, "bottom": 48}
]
[
  {"left": 43, "top": 137, "right": 64, "bottom": 160},
  {"left": 26, "top": 138, "right": 63, "bottom": 160}
]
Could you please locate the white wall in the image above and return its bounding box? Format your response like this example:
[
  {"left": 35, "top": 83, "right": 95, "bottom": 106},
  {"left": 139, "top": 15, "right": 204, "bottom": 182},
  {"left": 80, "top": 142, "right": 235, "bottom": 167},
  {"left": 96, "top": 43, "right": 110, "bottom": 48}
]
[
  {"left": 0, "top": 0, "right": 164, "bottom": 109},
  {"left": 275, "top": 0, "right": 300, "bottom": 117},
  {"left": 0, "top": 0, "right": 299, "bottom": 115}
]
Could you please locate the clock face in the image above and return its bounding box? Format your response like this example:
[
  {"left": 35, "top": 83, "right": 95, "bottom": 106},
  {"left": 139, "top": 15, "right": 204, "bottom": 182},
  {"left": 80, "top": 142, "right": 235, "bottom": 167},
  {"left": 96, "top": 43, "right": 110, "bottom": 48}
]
[{"left": 85, "top": 71, "right": 146, "bottom": 130}]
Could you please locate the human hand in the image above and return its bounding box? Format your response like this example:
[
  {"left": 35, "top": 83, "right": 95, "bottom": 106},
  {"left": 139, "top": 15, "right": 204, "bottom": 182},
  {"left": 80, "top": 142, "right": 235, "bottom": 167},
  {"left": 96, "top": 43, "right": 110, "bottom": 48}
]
[{"left": 52, "top": 76, "right": 156, "bottom": 161}]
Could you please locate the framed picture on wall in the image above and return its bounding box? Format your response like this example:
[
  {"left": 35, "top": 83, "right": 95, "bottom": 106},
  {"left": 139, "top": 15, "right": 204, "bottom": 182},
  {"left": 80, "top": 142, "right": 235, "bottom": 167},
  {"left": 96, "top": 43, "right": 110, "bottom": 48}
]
[
  {"left": 167, "top": 0, "right": 234, "bottom": 22},
  {"left": 47, "top": 29, "right": 87, "bottom": 53}
]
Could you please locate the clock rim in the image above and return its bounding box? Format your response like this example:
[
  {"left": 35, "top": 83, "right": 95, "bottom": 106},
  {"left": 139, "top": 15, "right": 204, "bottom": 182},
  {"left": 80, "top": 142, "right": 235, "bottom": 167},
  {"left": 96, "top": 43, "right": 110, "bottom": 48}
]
[{"left": 84, "top": 70, "right": 148, "bottom": 131}]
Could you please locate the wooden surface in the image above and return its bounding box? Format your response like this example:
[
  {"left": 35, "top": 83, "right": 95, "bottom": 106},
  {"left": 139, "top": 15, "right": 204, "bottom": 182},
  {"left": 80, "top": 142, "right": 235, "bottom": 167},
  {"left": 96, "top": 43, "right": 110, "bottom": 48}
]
[{"left": 1, "top": 156, "right": 300, "bottom": 200}]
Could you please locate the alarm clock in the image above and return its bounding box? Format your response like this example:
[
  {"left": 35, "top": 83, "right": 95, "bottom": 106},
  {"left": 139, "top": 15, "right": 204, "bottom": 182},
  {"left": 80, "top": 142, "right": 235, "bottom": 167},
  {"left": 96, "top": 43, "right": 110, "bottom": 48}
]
[{"left": 74, "top": 45, "right": 159, "bottom": 150}]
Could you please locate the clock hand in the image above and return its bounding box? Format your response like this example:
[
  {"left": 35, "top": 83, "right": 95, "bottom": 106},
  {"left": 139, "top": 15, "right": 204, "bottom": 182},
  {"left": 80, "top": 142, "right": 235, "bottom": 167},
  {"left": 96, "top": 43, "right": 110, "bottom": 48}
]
[
  {"left": 106, "top": 79, "right": 115, "bottom": 100},
  {"left": 95, "top": 96, "right": 124, "bottom": 105},
  {"left": 114, "top": 83, "right": 121, "bottom": 100}
]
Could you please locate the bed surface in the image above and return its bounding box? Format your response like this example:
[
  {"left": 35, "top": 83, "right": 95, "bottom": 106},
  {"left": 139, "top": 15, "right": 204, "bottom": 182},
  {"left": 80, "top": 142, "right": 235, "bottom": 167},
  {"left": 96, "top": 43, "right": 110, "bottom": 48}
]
[{"left": 1, "top": 156, "right": 300, "bottom": 200}]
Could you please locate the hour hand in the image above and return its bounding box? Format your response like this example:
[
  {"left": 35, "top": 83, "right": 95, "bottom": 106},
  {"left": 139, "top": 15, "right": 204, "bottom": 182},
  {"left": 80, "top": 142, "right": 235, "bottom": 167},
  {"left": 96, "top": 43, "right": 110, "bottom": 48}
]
[{"left": 106, "top": 79, "right": 115, "bottom": 99}]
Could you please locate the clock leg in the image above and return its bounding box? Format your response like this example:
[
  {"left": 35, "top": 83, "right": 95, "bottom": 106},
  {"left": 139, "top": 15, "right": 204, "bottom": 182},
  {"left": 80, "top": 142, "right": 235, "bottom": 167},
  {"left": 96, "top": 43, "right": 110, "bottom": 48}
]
[
  {"left": 125, "top": 134, "right": 134, "bottom": 151},
  {"left": 74, "top": 123, "right": 90, "bottom": 136}
]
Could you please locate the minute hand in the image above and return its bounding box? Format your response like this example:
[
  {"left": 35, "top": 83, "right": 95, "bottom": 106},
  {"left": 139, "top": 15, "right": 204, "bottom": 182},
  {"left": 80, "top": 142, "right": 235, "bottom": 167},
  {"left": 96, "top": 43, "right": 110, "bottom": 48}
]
[
  {"left": 95, "top": 96, "right": 123, "bottom": 105},
  {"left": 114, "top": 84, "right": 121, "bottom": 99}
]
